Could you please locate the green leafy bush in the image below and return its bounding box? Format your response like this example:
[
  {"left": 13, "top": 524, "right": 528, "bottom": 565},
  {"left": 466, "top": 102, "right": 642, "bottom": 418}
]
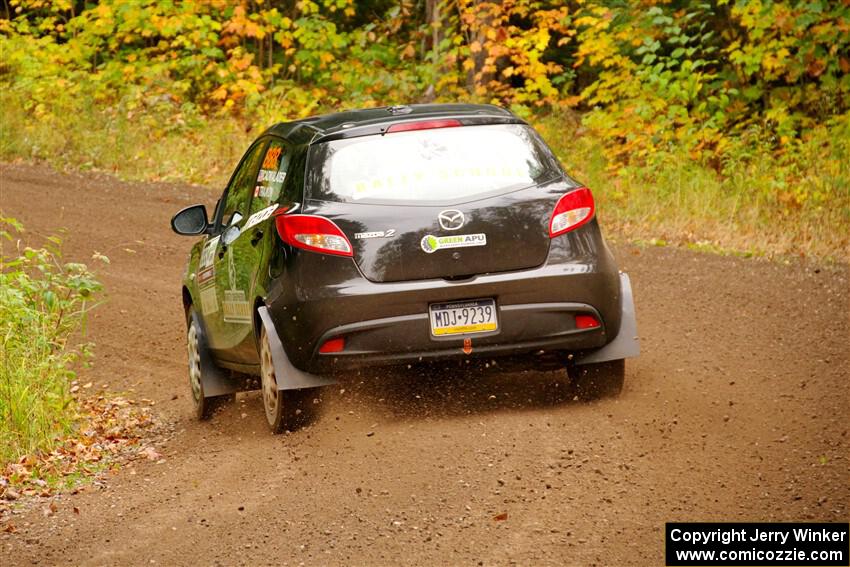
[
  {"left": 571, "top": 1, "right": 850, "bottom": 167},
  {"left": 0, "top": 218, "right": 103, "bottom": 465}
]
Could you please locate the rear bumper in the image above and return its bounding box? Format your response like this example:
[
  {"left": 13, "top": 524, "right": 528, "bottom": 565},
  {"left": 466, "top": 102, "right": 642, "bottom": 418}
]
[
  {"left": 265, "top": 229, "right": 624, "bottom": 374},
  {"left": 309, "top": 301, "right": 608, "bottom": 373}
]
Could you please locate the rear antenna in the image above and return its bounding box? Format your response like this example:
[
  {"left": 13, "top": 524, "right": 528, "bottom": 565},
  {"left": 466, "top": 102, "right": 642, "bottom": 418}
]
[{"left": 387, "top": 105, "right": 413, "bottom": 115}]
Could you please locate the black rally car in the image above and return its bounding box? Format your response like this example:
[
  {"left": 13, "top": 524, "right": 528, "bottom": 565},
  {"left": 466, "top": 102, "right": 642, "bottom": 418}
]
[{"left": 171, "top": 104, "right": 639, "bottom": 432}]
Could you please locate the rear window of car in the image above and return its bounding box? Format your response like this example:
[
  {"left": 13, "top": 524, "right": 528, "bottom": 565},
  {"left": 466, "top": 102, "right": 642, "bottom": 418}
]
[{"left": 306, "top": 124, "right": 559, "bottom": 204}]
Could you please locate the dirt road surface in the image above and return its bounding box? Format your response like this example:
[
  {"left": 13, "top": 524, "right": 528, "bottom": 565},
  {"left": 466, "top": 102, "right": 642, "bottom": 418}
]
[{"left": 1, "top": 163, "right": 848, "bottom": 566}]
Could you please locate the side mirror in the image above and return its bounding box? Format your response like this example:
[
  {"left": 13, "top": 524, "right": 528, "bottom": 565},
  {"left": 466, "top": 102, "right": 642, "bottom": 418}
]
[{"left": 171, "top": 204, "right": 209, "bottom": 236}]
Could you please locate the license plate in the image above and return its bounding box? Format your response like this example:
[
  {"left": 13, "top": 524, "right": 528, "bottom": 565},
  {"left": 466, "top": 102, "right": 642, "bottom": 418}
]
[{"left": 429, "top": 299, "right": 498, "bottom": 337}]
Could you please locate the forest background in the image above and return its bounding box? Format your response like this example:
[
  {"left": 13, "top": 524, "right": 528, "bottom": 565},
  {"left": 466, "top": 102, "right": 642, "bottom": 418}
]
[{"left": 1, "top": 0, "right": 849, "bottom": 259}]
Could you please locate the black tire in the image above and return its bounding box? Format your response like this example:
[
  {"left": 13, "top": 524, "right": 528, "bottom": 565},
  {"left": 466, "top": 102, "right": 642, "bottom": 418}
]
[
  {"left": 568, "top": 359, "right": 625, "bottom": 400},
  {"left": 187, "top": 307, "right": 233, "bottom": 420},
  {"left": 259, "top": 326, "right": 321, "bottom": 433}
]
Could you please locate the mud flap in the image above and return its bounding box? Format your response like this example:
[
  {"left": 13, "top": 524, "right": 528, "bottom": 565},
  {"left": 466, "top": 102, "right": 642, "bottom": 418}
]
[
  {"left": 257, "top": 306, "right": 336, "bottom": 391},
  {"left": 575, "top": 272, "right": 640, "bottom": 365},
  {"left": 191, "top": 310, "right": 242, "bottom": 397}
]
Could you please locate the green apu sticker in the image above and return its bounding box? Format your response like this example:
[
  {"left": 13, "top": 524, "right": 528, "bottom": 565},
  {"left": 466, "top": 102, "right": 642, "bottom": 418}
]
[{"left": 421, "top": 233, "right": 487, "bottom": 253}]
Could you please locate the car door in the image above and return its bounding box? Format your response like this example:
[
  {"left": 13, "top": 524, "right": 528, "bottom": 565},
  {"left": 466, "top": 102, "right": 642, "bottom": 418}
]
[
  {"left": 224, "top": 137, "right": 295, "bottom": 362},
  {"left": 205, "top": 139, "right": 268, "bottom": 359}
]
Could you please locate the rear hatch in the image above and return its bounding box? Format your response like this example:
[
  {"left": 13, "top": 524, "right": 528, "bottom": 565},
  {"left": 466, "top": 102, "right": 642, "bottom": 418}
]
[
  {"left": 308, "top": 185, "right": 566, "bottom": 282},
  {"left": 305, "top": 122, "right": 570, "bottom": 283}
]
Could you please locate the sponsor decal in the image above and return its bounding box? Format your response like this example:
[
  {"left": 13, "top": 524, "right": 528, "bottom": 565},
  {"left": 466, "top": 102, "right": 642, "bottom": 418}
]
[
  {"left": 199, "top": 236, "right": 220, "bottom": 269},
  {"left": 200, "top": 286, "right": 218, "bottom": 315},
  {"left": 221, "top": 245, "right": 252, "bottom": 325},
  {"left": 196, "top": 265, "right": 215, "bottom": 287},
  {"left": 354, "top": 229, "right": 396, "bottom": 240},
  {"left": 223, "top": 289, "right": 252, "bottom": 323},
  {"left": 244, "top": 204, "right": 277, "bottom": 230},
  {"left": 420, "top": 233, "right": 486, "bottom": 254},
  {"left": 262, "top": 146, "right": 283, "bottom": 169},
  {"left": 257, "top": 169, "right": 286, "bottom": 184},
  {"left": 258, "top": 184, "right": 275, "bottom": 199}
]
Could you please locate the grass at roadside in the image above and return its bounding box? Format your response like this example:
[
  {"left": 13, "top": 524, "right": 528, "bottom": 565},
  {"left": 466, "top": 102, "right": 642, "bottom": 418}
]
[
  {"left": 0, "top": 90, "right": 252, "bottom": 186},
  {"left": 2, "top": 91, "right": 848, "bottom": 262},
  {"left": 0, "top": 219, "right": 161, "bottom": 514},
  {"left": 0, "top": 218, "right": 103, "bottom": 464},
  {"left": 536, "top": 114, "right": 850, "bottom": 262}
]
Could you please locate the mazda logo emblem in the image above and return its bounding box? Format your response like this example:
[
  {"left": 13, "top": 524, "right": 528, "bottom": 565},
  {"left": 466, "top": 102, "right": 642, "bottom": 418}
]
[{"left": 438, "top": 209, "right": 465, "bottom": 230}]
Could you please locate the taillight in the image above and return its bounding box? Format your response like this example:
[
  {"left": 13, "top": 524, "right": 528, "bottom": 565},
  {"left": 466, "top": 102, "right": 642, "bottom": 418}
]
[
  {"left": 386, "top": 119, "right": 462, "bottom": 134},
  {"left": 549, "top": 187, "right": 595, "bottom": 237},
  {"left": 575, "top": 314, "right": 601, "bottom": 329},
  {"left": 318, "top": 337, "right": 345, "bottom": 353},
  {"left": 274, "top": 214, "right": 353, "bottom": 257}
]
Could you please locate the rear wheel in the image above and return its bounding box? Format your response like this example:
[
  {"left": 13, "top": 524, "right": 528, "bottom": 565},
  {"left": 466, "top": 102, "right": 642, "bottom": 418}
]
[
  {"left": 187, "top": 308, "right": 233, "bottom": 419},
  {"left": 568, "top": 359, "right": 625, "bottom": 400},
  {"left": 259, "top": 327, "right": 318, "bottom": 433}
]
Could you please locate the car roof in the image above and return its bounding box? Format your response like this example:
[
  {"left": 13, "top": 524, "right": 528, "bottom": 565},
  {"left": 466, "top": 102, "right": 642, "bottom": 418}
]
[{"left": 264, "top": 103, "right": 524, "bottom": 146}]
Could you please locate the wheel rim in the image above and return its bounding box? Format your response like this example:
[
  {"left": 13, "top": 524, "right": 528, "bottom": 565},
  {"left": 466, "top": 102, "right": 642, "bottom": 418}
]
[
  {"left": 260, "top": 332, "right": 279, "bottom": 422},
  {"left": 187, "top": 323, "right": 202, "bottom": 403}
]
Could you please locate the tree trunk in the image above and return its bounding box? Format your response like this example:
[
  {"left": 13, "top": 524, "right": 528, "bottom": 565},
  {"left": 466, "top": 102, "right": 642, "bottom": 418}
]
[{"left": 425, "top": 0, "right": 442, "bottom": 62}]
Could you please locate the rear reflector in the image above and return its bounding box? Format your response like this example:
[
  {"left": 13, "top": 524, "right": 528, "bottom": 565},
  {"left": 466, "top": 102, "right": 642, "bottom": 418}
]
[
  {"left": 549, "top": 187, "right": 595, "bottom": 237},
  {"left": 318, "top": 337, "right": 345, "bottom": 353},
  {"left": 274, "top": 214, "right": 353, "bottom": 257},
  {"left": 575, "top": 314, "right": 601, "bottom": 329},
  {"left": 386, "top": 119, "right": 462, "bottom": 134}
]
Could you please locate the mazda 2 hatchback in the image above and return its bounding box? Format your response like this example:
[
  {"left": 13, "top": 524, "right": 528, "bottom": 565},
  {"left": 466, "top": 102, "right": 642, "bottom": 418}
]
[{"left": 171, "top": 104, "right": 639, "bottom": 432}]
